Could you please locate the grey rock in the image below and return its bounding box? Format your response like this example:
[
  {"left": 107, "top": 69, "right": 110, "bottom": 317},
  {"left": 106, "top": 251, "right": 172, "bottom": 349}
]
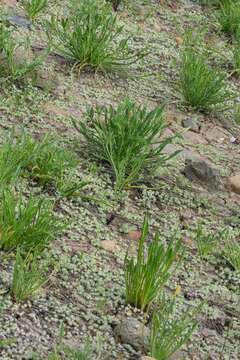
[
  {"left": 7, "top": 15, "right": 31, "bottom": 28},
  {"left": 182, "top": 117, "right": 200, "bottom": 133},
  {"left": 183, "top": 158, "right": 222, "bottom": 190},
  {"left": 114, "top": 317, "right": 150, "bottom": 351}
]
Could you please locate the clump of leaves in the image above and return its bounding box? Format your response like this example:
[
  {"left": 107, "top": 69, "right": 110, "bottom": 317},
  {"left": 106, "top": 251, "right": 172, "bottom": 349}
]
[
  {"left": 74, "top": 98, "right": 179, "bottom": 191},
  {"left": 234, "top": 103, "right": 240, "bottom": 125},
  {"left": 233, "top": 43, "right": 240, "bottom": 75},
  {"left": 217, "top": 0, "right": 240, "bottom": 39},
  {"left": 179, "top": 50, "right": 232, "bottom": 110},
  {"left": 21, "top": 0, "right": 48, "bottom": 21},
  {"left": 150, "top": 295, "right": 199, "bottom": 360},
  {"left": 124, "top": 217, "right": 183, "bottom": 311},
  {"left": 11, "top": 249, "right": 47, "bottom": 302},
  {"left": 194, "top": 224, "right": 229, "bottom": 260},
  {"left": 0, "top": 190, "right": 61, "bottom": 252},
  {"left": 0, "top": 132, "right": 80, "bottom": 193},
  {"left": 32, "top": 324, "right": 101, "bottom": 360},
  {"left": 0, "top": 21, "right": 43, "bottom": 81},
  {"left": 46, "top": 0, "right": 142, "bottom": 73},
  {"left": 224, "top": 240, "right": 240, "bottom": 272}
]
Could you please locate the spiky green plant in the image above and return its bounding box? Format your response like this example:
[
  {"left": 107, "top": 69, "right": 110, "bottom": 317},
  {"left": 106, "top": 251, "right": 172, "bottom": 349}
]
[
  {"left": 11, "top": 249, "right": 47, "bottom": 302},
  {"left": 0, "top": 191, "right": 61, "bottom": 252},
  {"left": 74, "top": 99, "right": 179, "bottom": 190},
  {"left": 46, "top": 0, "right": 142, "bottom": 73},
  {"left": 21, "top": 0, "right": 48, "bottom": 21},
  {"left": 124, "top": 217, "right": 183, "bottom": 311},
  {"left": 0, "top": 132, "right": 79, "bottom": 192},
  {"left": 217, "top": 0, "right": 240, "bottom": 39},
  {"left": 179, "top": 50, "right": 231, "bottom": 110},
  {"left": 224, "top": 241, "right": 240, "bottom": 272},
  {"left": 233, "top": 43, "right": 240, "bottom": 75},
  {"left": 0, "top": 21, "right": 43, "bottom": 81},
  {"left": 194, "top": 224, "right": 230, "bottom": 260},
  {"left": 150, "top": 296, "right": 199, "bottom": 360}
]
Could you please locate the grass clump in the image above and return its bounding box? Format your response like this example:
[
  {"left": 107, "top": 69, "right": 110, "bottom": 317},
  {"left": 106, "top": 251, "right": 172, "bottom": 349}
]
[
  {"left": 124, "top": 217, "right": 183, "bottom": 311},
  {"left": 74, "top": 98, "right": 179, "bottom": 191},
  {"left": 11, "top": 249, "right": 47, "bottom": 302},
  {"left": 21, "top": 0, "right": 48, "bottom": 21},
  {"left": 194, "top": 224, "right": 229, "bottom": 260},
  {"left": 0, "top": 21, "right": 43, "bottom": 81},
  {"left": 0, "top": 132, "right": 79, "bottom": 194},
  {"left": 179, "top": 50, "right": 231, "bottom": 110},
  {"left": 233, "top": 44, "right": 240, "bottom": 75},
  {"left": 0, "top": 191, "right": 61, "bottom": 252},
  {"left": 47, "top": 0, "right": 141, "bottom": 73},
  {"left": 150, "top": 295, "right": 199, "bottom": 360},
  {"left": 224, "top": 240, "right": 240, "bottom": 272},
  {"left": 217, "top": 0, "right": 240, "bottom": 39}
]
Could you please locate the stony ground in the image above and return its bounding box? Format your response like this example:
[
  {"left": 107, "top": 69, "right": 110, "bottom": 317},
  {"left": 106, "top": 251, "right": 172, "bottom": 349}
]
[{"left": 0, "top": 0, "right": 240, "bottom": 359}]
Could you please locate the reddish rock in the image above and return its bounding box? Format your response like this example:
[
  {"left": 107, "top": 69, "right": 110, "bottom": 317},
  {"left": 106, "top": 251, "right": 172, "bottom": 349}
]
[
  {"left": 229, "top": 174, "right": 240, "bottom": 194},
  {"left": 127, "top": 230, "right": 141, "bottom": 241}
]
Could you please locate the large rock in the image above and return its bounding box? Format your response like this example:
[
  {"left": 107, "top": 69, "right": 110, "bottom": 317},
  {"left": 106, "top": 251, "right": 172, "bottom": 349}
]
[
  {"left": 228, "top": 174, "right": 240, "bottom": 194},
  {"left": 183, "top": 158, "right": 221, "bottom": 190},
  {"left": 114, "top": 317, "right": 150, "bottom": 351}
]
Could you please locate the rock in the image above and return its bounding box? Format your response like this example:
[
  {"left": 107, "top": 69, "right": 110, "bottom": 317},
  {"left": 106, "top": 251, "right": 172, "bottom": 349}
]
[
  {"left": 140, "top": 357, "right": 156, "bottom": 360},
  {"left": 127, "top": 230, "right": 141, "bottom": 241},
  {"left": 175, "top": 36, "right": 184, "bottom": 46},
  {"left": 114, "top": 318, "right": 150, "bottom": 351},
  {"left": 181, "top": 118, "right": 200, "bottom": 133},
  {"left": 100, "top": 240, "right": 119, "bottom": 252},
  {"left": 2, "top": 0, "right": 17, "bottom": 6},
  {"left": 183, "top": 130, "right": 207, "bottom": 145},
  {"left": 183, "top": 159, "right": 221, "bottom": 190},
  {"left": 42, "top": 102, "right": 70, "bottom": 117},
  {"left": 34, "top": 69, "right": 59, "bottom": 92},
  {"left": 7, "top": 15, "right": 31, "bottom": 28},
  {"left": 228, "top": 174, "right": 240, "bottom": 194}
]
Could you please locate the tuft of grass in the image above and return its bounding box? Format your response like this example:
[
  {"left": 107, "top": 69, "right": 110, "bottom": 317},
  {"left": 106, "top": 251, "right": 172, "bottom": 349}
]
[
  {"left": 11, "top": 249, "right": 47, "bottom": 302},
  {"left": 21, "top": 0, "right": 48, "bottom": 21},
  {"left": 150, "top": 295, "right": 199, "bottom": 360},
  {"left": 194, "top": 224, "right": 230, "bottom": 260},
  {"left": 0, "top": 21, "right": 43, "bottom": 81},
  {"left": 224, "top": 241, "right": 240, "bottom": 272},
  {"left": 234, "top": 103, "right": 240, "bottom": 125},
  {"left": 217, "top": 0, "right": 240, "bottom": 39},
  {"left": 74, "top": 98, "right": 179, "bottom": 191},
  {"left": 233, "top": 43, "right": 240, "bottom": 75},
  {"left": 0, "top": 132, "right": 79, "bottom": 193},
  {"left": 179, "top": 50, "right": 232, "bottom": 110},
  {"left": 0, "top": 190, "right": 61, "bottom": 252},
  {"left": 124, "top": 217, "right": 183, "bottom": 311},
  {"left": 46, "top": 0, "right": 142, "bottom": 73}
]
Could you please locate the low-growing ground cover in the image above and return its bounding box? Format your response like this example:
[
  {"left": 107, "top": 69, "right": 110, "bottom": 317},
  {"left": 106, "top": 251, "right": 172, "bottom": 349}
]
[{"left": 0, "top": 0, "right": 239, "bottom": 359}]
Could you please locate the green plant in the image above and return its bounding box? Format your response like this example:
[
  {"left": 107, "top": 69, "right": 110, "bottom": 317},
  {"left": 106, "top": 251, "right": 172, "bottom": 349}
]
[
  {"left": 0, "top": 132, "right": 79, "bottom": 191},
  {"left": 0, "top": 21, "right": 43, "bottom": 81},
  {"left": 150, "top": 296, "right": 199, "bottom": 360},
  {"left": 224, "top": 241, "right": 240, "bottom": 271},
  {"left": 11, "top": 249, "right": 47, "bottom": 302},
  {"left": 233, "top": 43, "right": 240, "bottom": 75},
  {"left": 46, "top": 0, "right": 141, "bottom": 73},
  {"left": 179, "top": 50, "right": 231, "bottom": 110},
  {"left": 234, "top": 103, "right": 240, "bottom": 124},
  {"left": 0, "top": 190, "right": 61, "bottom": 252},
  {"left": 217, "top": 0, "right": 240, "bottom": 39},
  {"left": 74, "top": 99, "right": 179, "bottom": 190},
  {"left": 194, "top": 224, "right": 229, "bottom": 260},
  {"left": 21, "top": 0, "right": 48, "bottom": 20},
  {"left": 124, "top": 217, "right": 183, "bottom": 311}
]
